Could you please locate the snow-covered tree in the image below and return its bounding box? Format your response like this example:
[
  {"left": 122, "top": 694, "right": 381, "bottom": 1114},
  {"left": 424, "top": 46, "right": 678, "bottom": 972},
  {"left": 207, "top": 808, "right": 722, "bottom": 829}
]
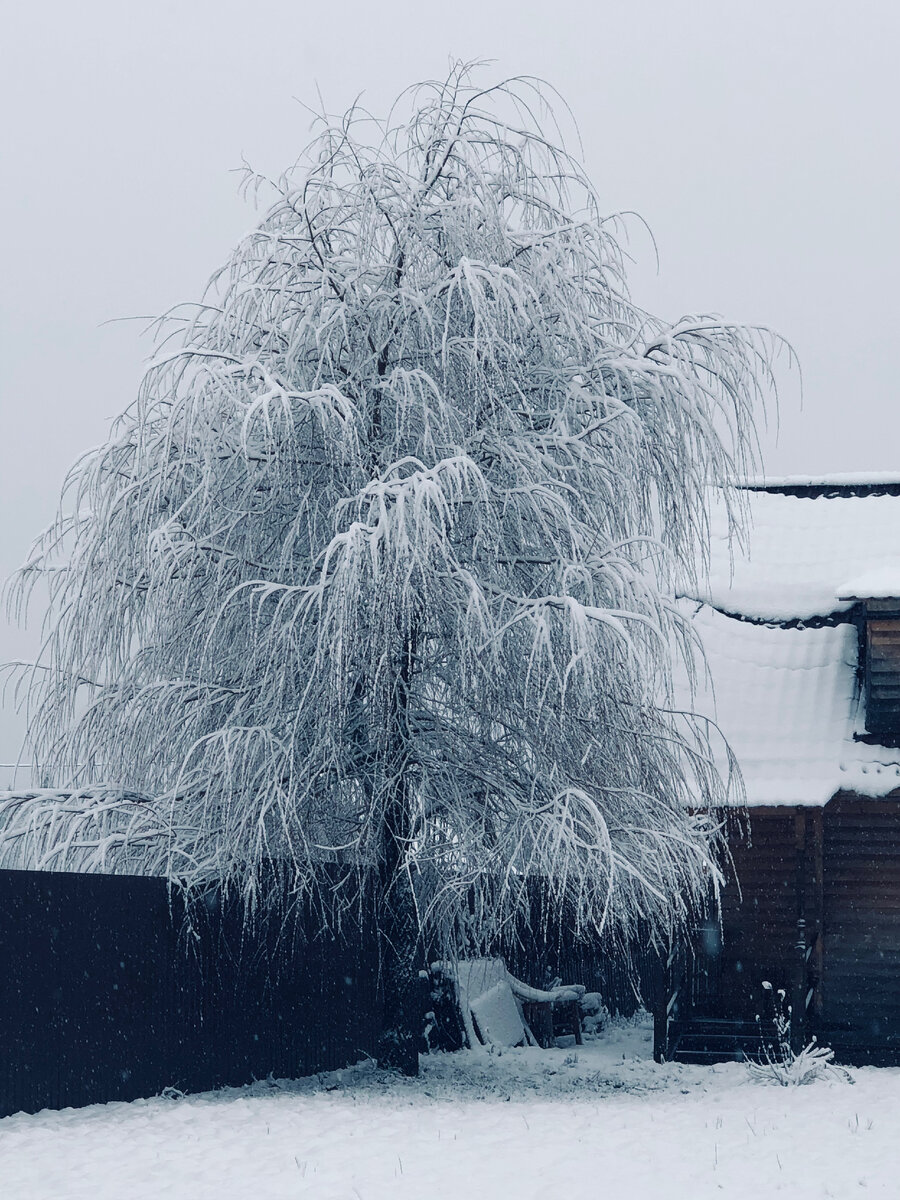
[{"left": 8, "top": 67, "right": 775, "bottom": 1065}]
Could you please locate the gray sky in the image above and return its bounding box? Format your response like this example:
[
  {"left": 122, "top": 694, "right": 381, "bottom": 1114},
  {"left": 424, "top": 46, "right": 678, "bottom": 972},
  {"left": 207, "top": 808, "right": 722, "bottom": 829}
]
[{"left": 2, "top": 0, "right": 899, "bottom": 772}]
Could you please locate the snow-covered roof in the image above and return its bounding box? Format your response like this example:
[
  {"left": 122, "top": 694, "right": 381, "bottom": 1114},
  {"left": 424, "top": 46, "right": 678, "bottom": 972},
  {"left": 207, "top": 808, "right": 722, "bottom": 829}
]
[
  {"left": 681, "top": 484, "right": 900, "bottom": 805},
  {"left": 687, "top": 489, "right": 900, "bottom": 621},
  {"left": 836, "top": 568, "right": 900, "bottom": 601},
  {"left": 740, "top": 472, "right": 900, "bottom": 490},
  {"left": 683, "top": 603, "right": 900, "bottom": 807}
]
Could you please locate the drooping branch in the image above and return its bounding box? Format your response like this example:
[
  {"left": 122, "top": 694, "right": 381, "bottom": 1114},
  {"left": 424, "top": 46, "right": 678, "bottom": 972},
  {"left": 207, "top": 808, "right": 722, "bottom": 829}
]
[{"left": 4, "top": 64, "right": 779, "bottom": 954}]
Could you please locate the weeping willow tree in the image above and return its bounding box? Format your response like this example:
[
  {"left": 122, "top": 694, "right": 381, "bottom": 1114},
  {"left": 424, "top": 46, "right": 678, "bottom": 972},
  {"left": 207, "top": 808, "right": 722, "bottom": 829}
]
[{"left": 8, "top": 66, "right": 775, "bottom": 1066}]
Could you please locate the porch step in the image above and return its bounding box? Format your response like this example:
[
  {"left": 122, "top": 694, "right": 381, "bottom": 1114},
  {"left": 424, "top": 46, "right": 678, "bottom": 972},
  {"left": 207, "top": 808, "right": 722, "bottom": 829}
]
[{"left": 666, "top": 1018, "right": 767, "bottom": 1064}]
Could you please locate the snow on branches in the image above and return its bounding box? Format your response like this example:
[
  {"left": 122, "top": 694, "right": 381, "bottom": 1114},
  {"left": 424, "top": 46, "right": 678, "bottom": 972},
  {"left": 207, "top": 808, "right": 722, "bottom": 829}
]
[{"left": 7, "top": 66, "right": 776, "bottom": 951}]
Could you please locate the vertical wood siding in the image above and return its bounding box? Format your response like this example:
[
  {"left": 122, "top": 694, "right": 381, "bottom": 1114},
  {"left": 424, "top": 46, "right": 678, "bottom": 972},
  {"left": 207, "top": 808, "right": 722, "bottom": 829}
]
[
  {"left": 865, "top": 615, "right": 900, "bottom": 735},
  {"left": 708, "top": 809, "right": 814, "bottom": 1021}
]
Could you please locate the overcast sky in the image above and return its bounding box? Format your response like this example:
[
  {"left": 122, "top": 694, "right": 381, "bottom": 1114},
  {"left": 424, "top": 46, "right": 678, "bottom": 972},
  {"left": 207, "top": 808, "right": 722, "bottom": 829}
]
[{"left": 2, "top": 0, "right": 899, "bottom": 773}]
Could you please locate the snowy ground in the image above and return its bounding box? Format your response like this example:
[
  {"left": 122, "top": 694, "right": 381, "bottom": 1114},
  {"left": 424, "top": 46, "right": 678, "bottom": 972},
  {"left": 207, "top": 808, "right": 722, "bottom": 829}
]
[{"left": 1, "top": 1019, "right": 897, "bottom": 1199}]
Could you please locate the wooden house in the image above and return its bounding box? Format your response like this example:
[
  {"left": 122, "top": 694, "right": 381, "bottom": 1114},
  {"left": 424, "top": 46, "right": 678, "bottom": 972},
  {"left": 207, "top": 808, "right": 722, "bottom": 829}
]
[{"left": 661, "top": 476, "right": 900, "bottom": 1065}]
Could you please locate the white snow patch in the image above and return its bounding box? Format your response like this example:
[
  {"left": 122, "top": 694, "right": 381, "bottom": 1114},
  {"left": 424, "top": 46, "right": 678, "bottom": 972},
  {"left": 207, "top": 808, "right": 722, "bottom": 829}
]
[
  {"left": 0, "top": 1018, "right": 895, "bottom": 1200},
  {"left": 740, "top": 471, "right": 900, "bottom": 488},
  {"left": 469, "top": 980, "right": 527, "bottom": 1047},
  {"left": 837, "top": 567, "right": 900, "bottom": 600}
]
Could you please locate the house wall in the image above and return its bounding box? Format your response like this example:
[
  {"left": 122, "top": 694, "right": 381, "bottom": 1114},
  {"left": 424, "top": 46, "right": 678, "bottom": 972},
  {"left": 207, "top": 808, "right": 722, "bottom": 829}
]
[
  {"left": 720, "top": 811, "right": 816, "bottom": 1017},
  {"left": 821, "top": 793, "right": 900, "bottom": 1060},
  {"left": 710, "top": 808, "right": 817, "bottom": 1023},
  {"left": 671, "top": 794, "right": 900, "bottom": 1063}
]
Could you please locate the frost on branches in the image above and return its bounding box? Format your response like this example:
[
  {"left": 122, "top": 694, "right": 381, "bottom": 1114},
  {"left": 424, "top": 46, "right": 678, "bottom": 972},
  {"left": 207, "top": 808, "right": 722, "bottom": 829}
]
[{"left": 7, "top": 69, "right": 776, "bottom": 959}]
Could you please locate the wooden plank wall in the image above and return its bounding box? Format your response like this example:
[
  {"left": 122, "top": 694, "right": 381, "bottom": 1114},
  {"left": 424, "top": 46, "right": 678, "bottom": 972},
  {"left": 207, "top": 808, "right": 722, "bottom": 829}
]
[
  {"left": 865, "top": 608, "right": 900, "bottom": 735},
  {"left": 709, "top": 808, "right": 817, "bottom": 1023},
  {"left": 677, "top": 796, "right": 900, "bottom": 1064},
  {"left": 820, "top": 794, "right": 900, "bottom": 1062}
]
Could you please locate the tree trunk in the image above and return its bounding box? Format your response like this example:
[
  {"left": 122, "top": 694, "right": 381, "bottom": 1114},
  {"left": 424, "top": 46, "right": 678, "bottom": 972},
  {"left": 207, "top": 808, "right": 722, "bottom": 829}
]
[
  {"left": 375, "top": 627, "right": 424, "bottom": 1075},
  {"left": 376, "top": 876, "right": 424, "bottom": 1075}
]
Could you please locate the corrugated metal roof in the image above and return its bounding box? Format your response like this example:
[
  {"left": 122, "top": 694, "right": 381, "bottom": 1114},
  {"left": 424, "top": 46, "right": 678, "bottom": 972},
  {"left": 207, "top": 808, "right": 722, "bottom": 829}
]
[
  {"left": 680, "top": 486, "right": 900, "bottom": 805},
  {"left": 683, "top": 603, "right": 900, "bottom": 807},
  {"left": 686, "top": 490, "right": 900, "bottom": 621}
]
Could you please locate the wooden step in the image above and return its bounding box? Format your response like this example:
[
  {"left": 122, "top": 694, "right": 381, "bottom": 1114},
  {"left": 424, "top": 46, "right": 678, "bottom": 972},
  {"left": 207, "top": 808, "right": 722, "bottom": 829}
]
[{"left": 666, "top": 1018, "right": 771, "bottom": 1063}]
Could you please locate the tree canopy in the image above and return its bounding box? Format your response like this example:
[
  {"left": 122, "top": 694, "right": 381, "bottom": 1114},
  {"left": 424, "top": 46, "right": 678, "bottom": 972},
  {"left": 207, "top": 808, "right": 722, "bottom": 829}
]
[{"left": 8, "top": 67, "right": 777, "bottom": 959}]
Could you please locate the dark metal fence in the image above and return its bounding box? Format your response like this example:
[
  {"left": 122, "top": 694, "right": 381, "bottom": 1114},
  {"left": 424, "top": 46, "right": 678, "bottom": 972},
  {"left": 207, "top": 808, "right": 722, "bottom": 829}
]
[
  {"left": 0, "top": 865, "right": 662, "bottom": 1117},
  {"left": 0, "top": 868, "right": 380, "bottom": 1117}
]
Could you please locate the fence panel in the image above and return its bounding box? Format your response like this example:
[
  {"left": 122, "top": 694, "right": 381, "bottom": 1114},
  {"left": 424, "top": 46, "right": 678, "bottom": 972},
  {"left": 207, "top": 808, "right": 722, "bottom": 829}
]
[{"left": 0, "top": 868, "right": 380, "bottom": 1117}]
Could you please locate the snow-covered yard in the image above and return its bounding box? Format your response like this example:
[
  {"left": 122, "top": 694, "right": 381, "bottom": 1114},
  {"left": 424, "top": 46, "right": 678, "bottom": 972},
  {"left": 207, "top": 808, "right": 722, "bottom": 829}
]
[{"left": 0, "top": 1020, "right": 896, "bottom": 1199}]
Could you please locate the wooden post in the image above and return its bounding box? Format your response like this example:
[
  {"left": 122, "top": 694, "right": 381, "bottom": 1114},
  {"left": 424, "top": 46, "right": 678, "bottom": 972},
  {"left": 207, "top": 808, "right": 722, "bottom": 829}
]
[
  {"left": 653, "top": 942, "right": 671, "bottom": 1063},
  {"left": 791, "top": 917, "right": 807, "bottom": 1053},
  {"left": 791, "top": 810, "right": 809, "bottom": 1053},
  {"left": 810, "top": 808, "right": 825, "bottom": 1020}
]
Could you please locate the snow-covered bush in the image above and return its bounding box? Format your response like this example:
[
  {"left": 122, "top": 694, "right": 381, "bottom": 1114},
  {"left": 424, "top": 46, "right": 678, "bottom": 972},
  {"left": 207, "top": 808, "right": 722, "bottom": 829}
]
[
  {"left": 748, "top": 982, "right": 852, "bottom": 1087},
  {"left": 579, "top": 992, "right": 609, "bottom": 1037}
]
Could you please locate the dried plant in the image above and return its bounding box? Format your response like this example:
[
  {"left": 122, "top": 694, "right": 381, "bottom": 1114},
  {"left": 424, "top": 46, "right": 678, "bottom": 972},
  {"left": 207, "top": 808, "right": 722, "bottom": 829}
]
[{"left": 749, "top": 982, "right": 852, "bottom": 1086}]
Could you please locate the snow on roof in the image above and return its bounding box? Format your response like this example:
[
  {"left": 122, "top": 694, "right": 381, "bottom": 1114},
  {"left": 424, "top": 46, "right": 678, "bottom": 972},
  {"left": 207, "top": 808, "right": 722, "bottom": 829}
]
[
  {"left": 686, "top": 490, "right": 900, "bottom": 621},
  {"left": 683, "top": 603, "right": 900, "bottom": 807},
  {"left": 836, "top": 568, "right": 900, "bottom": 601},
  {"left": 740, "top": 472, "right": 900, "bottom": 489}
]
